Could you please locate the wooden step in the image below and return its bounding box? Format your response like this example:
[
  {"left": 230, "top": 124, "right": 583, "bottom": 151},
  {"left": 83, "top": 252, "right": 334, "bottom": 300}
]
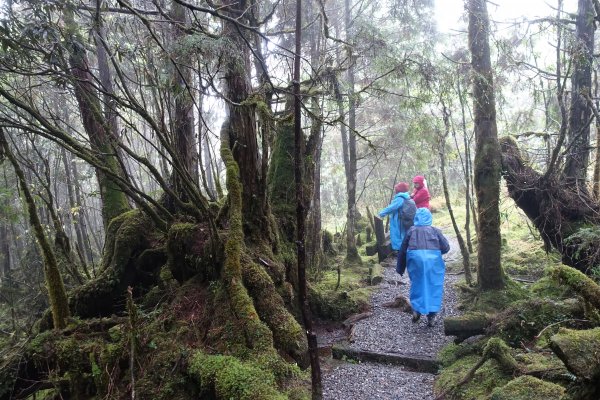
[{"left": 331, "top": 344, "right": 439, "bottom": 373}]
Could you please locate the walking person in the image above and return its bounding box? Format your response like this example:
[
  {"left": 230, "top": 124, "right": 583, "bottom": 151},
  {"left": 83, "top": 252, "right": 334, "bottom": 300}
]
[
  {"left": 397, "top": 208, "right": 450, "bottom": 327},
  {"left": 378, "top": 182, "right": 416, "bottom": 274},
  {"left": 411, "top": 175, "right": 431, "bottom": 209}
]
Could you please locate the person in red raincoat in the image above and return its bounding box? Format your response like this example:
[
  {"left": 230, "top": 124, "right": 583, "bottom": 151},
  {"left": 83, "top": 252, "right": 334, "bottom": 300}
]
[{"left": 411, "top": 175, "right": 430, "bottom": 209}]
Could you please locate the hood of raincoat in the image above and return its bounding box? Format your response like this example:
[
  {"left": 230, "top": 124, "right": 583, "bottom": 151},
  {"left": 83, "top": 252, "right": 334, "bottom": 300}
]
[
  {"left": 413, "top": 175, "right": 425, "bottom": 184},
  {"left": 414, "top": 208, "right": 432, "bottom": 226}
]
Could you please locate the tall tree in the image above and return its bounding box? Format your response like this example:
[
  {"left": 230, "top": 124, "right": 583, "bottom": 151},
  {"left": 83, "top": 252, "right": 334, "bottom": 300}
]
[
  {"left": 563, "top": 0, "right": 595, "bottom": 185},
  {"left": 467, "top": 0, "right": 505, "bottom": 290},
  {"left": 62, "top": 7, "right": 130, "bottom": 228},
  {"left": 0, "top": 130, "right": 70, "bottom": 329},
  {"left": 343, "top": 0, "right": 360, "bottom": 261}
]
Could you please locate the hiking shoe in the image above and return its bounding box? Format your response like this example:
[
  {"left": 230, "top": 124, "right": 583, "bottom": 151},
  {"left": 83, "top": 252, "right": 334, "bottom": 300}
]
[
  {"left": 411, "top": 312, "right": 421, "bottom": 323},
  {"left": 427, "top": 313, "right": 436, "bottom": 327}
]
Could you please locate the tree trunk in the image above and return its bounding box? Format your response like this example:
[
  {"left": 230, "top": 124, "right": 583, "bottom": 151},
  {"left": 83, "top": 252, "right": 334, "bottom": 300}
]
[
  {"left": 61, "top": 147, "right": 92, "bottom": 266},
  {"left": 467, "top": 0, "right": 505, "bottom": 290},
  {"left": 440, "top": 106, "right": 472, "bottom": 285},
  {"left": 0, "top": 131, "right": 70, "bottom": 329},
  {"left": 563, "top": 0, "right": 594, "bottom": 185},
  {"left": 457, "top": 76, "right": 474, "bottom": 253},
  {"left": 63, "top": 8, "right": 130, "bottom": 228},
  {"left": 344, "top": 0, "right": 359, "bottom": 262},
  {"left": 167, "top": 0, "right": 199, "bottom": 206},
  {"left": 593, "top": 71, "right": 600, "bottom": 199},
  {"left": 221, "top": 2, "right": 272, "bottom": 241},
  {"left": 0, "top": 219, "right": 10, "bottom": 279},
  {"left": 293, "top": 2, "right": 323, "bottom": 395}
]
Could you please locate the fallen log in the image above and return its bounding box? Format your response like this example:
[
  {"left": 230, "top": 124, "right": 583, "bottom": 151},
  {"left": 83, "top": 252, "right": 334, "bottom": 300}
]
[
  {"left": 550, "top": 266, "right": 600, "bottom": 310},
  {"left": 444, "top": 313, "right": 490, "bottom": 343}
]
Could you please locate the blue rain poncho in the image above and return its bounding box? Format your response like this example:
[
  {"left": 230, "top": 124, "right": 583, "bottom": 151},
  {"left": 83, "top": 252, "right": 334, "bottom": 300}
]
[
  {"left": 378, "top": 192, "right": 411, "bottom": 250},
  {"left": 397, "top": 208, "right": 450, "bottom": 315}
]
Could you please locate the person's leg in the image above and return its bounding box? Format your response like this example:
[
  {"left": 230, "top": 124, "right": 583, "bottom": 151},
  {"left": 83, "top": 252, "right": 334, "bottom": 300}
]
[{"left": 427, "top": 312, "right": 436, "bottom": 327}]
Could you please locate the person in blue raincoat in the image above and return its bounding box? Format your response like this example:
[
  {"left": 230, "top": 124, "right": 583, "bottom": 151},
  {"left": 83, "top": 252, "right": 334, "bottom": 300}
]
[
  {"left": 397, "top": 208, "right": 450, "bottom": 327},
  {"left": 378, "top": 182, "right": 411, "bottom": 273}
]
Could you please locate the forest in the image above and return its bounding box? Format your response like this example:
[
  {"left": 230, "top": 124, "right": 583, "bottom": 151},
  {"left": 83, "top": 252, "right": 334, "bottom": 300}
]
[{"left": 1, "top": 0, "right": 600, "bottom": 399}]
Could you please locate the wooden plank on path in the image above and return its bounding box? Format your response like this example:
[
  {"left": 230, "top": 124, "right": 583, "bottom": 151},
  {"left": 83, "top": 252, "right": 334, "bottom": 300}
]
[{"left": 331, "top": 345, "right": 439, "bottom": 373}]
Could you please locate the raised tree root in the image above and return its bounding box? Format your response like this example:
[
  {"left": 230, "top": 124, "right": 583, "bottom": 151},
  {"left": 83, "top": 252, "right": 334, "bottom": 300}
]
[
  {"left": 434, "top": 338, "right": 519, "bottom": 400},
  {"left": 500, "top": 137, "right": 600, "bottom": 272}
]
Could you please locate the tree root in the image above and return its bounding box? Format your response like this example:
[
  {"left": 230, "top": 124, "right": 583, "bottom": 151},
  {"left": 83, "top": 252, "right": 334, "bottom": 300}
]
[{"left": 434, "top": 338, "right": 520, "bottom": 400}]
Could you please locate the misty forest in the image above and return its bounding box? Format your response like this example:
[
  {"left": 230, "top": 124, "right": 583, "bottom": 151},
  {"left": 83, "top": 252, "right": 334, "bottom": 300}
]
[{"left": 1, "top": 0, "right": 600, "bottom": 399}]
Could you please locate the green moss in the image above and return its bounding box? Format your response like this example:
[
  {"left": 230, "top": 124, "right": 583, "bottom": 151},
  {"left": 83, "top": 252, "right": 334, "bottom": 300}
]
[
  {"left": 242, "top": 258, "right": 308, "bottom": 366},
  {"left": 267, "top": 119, "right": 296, "bottom": 243},
  {"left": 490, "top": 298, "right": 583, "bottom": 346},
  {"left": 435, "top": 355, "right": 512, "bottom": 400},
  {"left": 460, "top": 279, "right": 528, "bottom": 313},
  {"left": 167, "top": 222, "right": 218, "bottom": 282},
  {"left": 438, "top": 341, "right": 484, "bottom": 368},
  {"left": 531, "top": 274, "right": 576, "bottom": 299},
  {"left": 490, "top": 376, "right": 565, "bottom": 400},
  {"left": 550, "top": 327, "right": 600, "bottom": 380},
  {"left": 550, "top": 266, "right": 600, "bottom": 310},
  {"left": 188, "top": 351, "right": 287, "bottom": 399}
]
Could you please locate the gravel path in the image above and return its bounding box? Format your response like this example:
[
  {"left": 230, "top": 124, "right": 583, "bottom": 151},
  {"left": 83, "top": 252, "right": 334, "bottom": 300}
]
[{"left": 322, "top": 238, "right": 463, "bottom": 400}]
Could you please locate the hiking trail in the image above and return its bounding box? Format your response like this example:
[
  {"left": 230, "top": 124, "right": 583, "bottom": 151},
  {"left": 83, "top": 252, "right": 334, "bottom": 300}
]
[{"left": 319, "top": 236, "right": 463, "bottom": 399}]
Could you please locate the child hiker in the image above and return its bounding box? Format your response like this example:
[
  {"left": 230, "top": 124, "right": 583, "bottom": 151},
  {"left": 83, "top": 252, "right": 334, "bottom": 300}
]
[
  {"left": 397, "top": 208, "right": 449, "bottom": 327},
  {"left": 378, "top": 182, "right": 417, "bottom": 274}
]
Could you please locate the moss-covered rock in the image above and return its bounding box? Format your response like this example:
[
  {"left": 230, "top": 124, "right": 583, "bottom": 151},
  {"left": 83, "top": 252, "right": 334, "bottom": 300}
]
[
  {"left": 550, "top": 327, "right": 600, "bottom": 381},
  {"left": 490, "top": 376, "right": 565, "bottom": 400}
]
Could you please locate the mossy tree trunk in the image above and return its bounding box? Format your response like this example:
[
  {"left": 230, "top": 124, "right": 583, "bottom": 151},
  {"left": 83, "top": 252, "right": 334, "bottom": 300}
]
[
  {"left": 0, "top": 131, "right": 70, "bottom": 329},
  {"left": 221, "top": 1, "right": 273, "bottom": 243},
  {"left": 467, "top": 0, "right": 505, "bottom": 290},
  {"left": 63, "top": 7, "right": 130, "bottom": 229},
  {"left": 293, "top": 2, "right": 323, "bottom": 395}
]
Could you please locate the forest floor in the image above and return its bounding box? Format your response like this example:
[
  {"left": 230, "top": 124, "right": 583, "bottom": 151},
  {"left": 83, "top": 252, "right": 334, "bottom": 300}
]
[{"left": 318, "top": 237, "right": 463, "bottom": 399}]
